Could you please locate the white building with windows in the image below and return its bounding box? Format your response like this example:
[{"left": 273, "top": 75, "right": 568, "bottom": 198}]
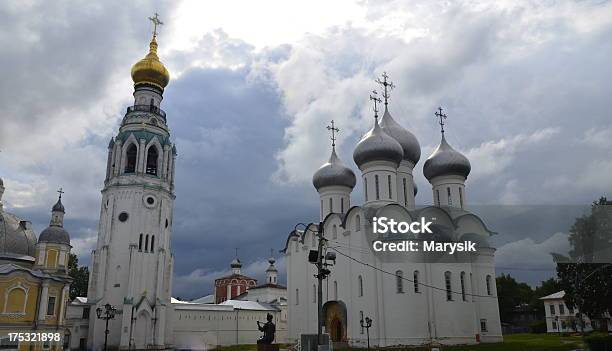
[
  {"left": 539, "top": 291, "right": 612, "bottom": 333},
  {"left": 283, "top": 81, "right": 502, "bottom": 347}
]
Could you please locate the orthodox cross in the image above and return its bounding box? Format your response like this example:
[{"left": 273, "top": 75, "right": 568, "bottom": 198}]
[
  {"left": 148, "top": 13, "right": 164, "bottom": 37},
  {"left": 369, "top": 90, "right": 382, "bottom": 119},
  {"left": 435, "top": 107, "right": 447, "bottom": 135},
  {"left": 235, "top": 247, "right": 239, "bottom": 258},
  {"left": 57, "top": 187, "right": 65, "bottom": 200},
  {"left": 375, "top": 72, "right": 395, "bottom": 107},
  {"left": 326, "top": 120, "right": 339, "bottom": 148}
]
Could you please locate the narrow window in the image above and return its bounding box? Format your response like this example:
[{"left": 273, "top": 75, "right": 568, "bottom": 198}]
[
  {"left": 355, "top": 215, "right": 361, "bottom": 232},
  {"left": 375, "top": 175, "right": 380, "bottom": 200},
  {"left": 146, "top": 146, "right": 159, "bottom": 176},
  {"left": 333, "top": 281, "right": 338, "bottom": 300},
  {"left": 46, "top": 296, "right": 56, "bottom": 316},
  {"left": 138, "top": 234, "right": 143, "bottom": 251},
  {"left": 341, "top": 198, "right": 344, "bottom": 213},
  {"left": 447, "top": 187, "right": 452, "bottom": 206},
  {"left": 445, "top": 271, "right": 452, "bottom": 301},
  {"left": 388, "top": 175, "right": 392, "bottom": 199},
  {"left": 295, "top": 289, "right": 299, "bottom": 305},
  {"left": 396, "top": 270, "right": 403, "bottom": 293},
  {"left": 144, "top": 235, "right": 149, "bottom": 252},
  {"left": 125, "top": 144, "right": 137, "bottom": 174},
  {"left": 150, "top": 235, "right": 155, "bottom": 253},
  {"left": 559, "top": 304, "right": 565, "bottom": 315},
  {"left": 358, "top": 275, "right": 363, "bottom": 297},
  {"left": 414, "top": 270, "right": 420, "bottom": 293},
  {"left": 329, "top": 198, "right": 333, "bottom": 214},
  {"left": 470, "top": 273, "right": 474, "bottom": 302},
  {"left": 320, "top": 200, "right": 323, "bottom": 219},
  {"left": 460, "top": 272, "right": 466, "bottom": 301},
  {"left": 403, "top": 178, "right": 407, "bottom": 206},
  {"left": 480, "top": 319, "right": 488, "bottom": 332},
  {"left": 360, "top": 311, "right": 364, "bottom": 334},
  {"left": 549, "top": 304, "right": 556, "bottom": 315},
  {"left": 150, "top": 98, "right": 154, "bottom": 106},
  {"left": 436, "top": 189, "right": 440, "bottom": 206},
  {"left": 459, "top": 187, "right": 464, "bottom": 208},
  {"left": 364, "top": 178, "right": 368, "bottom": 201},
  {"left": 486, "top": 275, "right": 492, "bottom": 296},
  {"left": 313, "top": 285, "right": 316, "bottom": 303}
]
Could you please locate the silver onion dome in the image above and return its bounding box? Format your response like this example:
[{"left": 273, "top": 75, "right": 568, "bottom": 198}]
[
  {"left": 38, "top": 226, "right": 70, "bottom": 245},
  {"left": 52, "top": 198, "right": 65, "bottom": 213},
  {"left": 353, "top": 119, "right": 404, "bottom": 168},
  {"left": 313, "top": 148, "right": 356, "bottom": 190},
  {"left": 0, "top": 211, "right": 37, "bottom": 259},
  {"left": 230, "top": 257, "right": 242, "bottom": 268},
  {"left": 423, "top": 135, "right": 471, "bottom": 181},
  {"left": 379, "top": 108, "right": 421, "bottom": 165}
]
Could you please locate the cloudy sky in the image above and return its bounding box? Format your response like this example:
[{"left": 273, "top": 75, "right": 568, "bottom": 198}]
[{"left": 0, "top": 0, "right": 610, "bottom": 299}]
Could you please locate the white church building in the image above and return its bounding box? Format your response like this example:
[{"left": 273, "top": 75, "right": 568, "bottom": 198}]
[{"left": 282, "top": 78, "right": 502, "bottom": 347}]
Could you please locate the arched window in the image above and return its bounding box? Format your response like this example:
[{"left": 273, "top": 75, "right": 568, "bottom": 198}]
[
  {"left": 447, "top": 187, "right": 452, "bottom": 206},
  {"left": 486, "top": 275, "right": 492, "bottom": 296},
  {"left": 145, "top": 235, "right": 149, "bottom": 253},
  {"left": 358, "top": 275, "right": 363, "bottom": 297},
  {"left": 125, "top": 144, "right": 137, "bottom": 174},
  {"left": 139, "top": 234, "right": 143, "bottom": 251},
  {"left": 341, "top": 198, "right": 344, "bottom": 213},
  {"left": 403, "top": 178, "right": 407, "bottom": 206},
  {"left": 436, "top": 189, "right": 441, "bottom": 206},
  {"left": 364, "top": 178, "right": 369, "bottom": 201},
  {"left": 414, "top": 270, "right": 420, "bottom": 293},
  {"left": 150, "top": 98, "right": 154, "bottom": 106},
  {"left": 355, "top": 215, "right": 361, "bottom": 232},
  {"left": 146, "top": 146, "right": 159, "bottom": 176},
  {"left": 445, "top": 271, "right": 452, "bottom": 301},
  {"left": 333, "top": 281, "right": 338, "bottom": 300},
  {"left": 460, "top": 272, "right": 466, "bottom": 301},
  {"left": 329, "top": 198, "right": 333, "bottom": 213},
  {"left": 396, "top": 270, "right": 404, "bottom": 293},
  {"left": 333, "top": 225, "right": 337, "bottom": 239},
  {"left": 470, "top": 272, "right": 474, "bottom": 302},
  {"left": 388, "top": 175, "right": 392, "bottom": 199},
  {"left": 459, "top": 187, "right": 464, "bottom": 208},
  {"left": 5, "top": 286, "right": 27, "bottom": 314},
  {"left": 295, "top": 289, "right": 299, "bottom": 305},
  {"left": 150, "top": 235, "right": 155, "bottom": 253},
  {"left": 375, "top": 175, "right": 380, "bottom": 200}
]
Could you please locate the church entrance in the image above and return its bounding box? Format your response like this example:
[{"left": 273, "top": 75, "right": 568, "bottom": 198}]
[{"left": 322, "top": 301, "right": 347, "bottom": 345}]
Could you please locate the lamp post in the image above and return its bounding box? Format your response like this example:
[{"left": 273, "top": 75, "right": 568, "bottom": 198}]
[
  {"left": 360, "top": 316, "right": 372, "bottom": 350},
  {"left": 96, "top": 303, "right": 117, "bottom": 351}
]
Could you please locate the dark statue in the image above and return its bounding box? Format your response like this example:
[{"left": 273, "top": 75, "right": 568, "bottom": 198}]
[{"left": 257, "top": 313, "right": 276, "bottom": 344}]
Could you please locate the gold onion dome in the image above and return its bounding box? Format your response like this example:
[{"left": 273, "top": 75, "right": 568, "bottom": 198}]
[{"left": 131, "top": 35, "right": 170, "bottom": 89}]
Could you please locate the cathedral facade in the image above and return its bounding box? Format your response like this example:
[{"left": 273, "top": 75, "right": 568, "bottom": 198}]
[
  {"left": 0, "top": 180, "right": 73, "bottom": 351},
  {"left": 283, "top": 82, "right": 502, "bottom": 347}
]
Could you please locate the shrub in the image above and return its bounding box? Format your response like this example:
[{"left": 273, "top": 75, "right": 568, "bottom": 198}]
[
  {"left": 585, "top": 334, "right": 612, "bottom": 351},
  {"left": 529, "top": 320, "right": 547, "bottom": 334}
]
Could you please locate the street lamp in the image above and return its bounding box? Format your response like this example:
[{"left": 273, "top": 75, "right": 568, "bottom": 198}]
[
  {"left": 360, "top": 316, "right": 372, "bottom": 350},
  {"left": 96, "top": 303, "right": 117, "bottom": 351}
]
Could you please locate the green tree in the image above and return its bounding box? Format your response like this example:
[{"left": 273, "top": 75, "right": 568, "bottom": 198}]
[
  {"left": 496, "top": 274, "right": 534, "bottom": 322},
  {"left": 530, "top": 278, "right": 562, "bottom": 315},
  {"left": 68, "top": 253, "right": 89, "bottom": 300},
  {"left": 555, "top": 197, "right": 612, "bottom": 330}
]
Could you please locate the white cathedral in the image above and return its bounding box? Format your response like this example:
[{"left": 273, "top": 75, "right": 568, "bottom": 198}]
[{"left": 283, "top": 78, "right": 503, "bottom": 346}]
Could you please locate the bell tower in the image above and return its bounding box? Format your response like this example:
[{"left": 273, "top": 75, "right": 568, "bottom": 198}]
[{"left": 88, "top": 14, "right": 176, "bottom": 351}]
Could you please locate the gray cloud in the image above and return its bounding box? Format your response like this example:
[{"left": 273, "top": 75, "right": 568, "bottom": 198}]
[{"left": 1, "top": 0, "right": 611, "bottom": 297}]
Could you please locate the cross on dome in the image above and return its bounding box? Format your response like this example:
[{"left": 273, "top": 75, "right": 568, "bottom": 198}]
[
  {"left": 148, "top": 13, "right": 164, "bottom": 37},
  {"left": 375, "top": 72, "right": 395, "bottom": 107},
  {"left": 326, "top": 120, "right": 339, "bottom": 149},
  {"left": 369, "top": 90, "right": 382, "bottom": 119},
  {"left": 57, "top": 187, "right": 64, "bottom": 199},
  {"left": 435, "top": 107, "right": 448, "bottom": 135}
]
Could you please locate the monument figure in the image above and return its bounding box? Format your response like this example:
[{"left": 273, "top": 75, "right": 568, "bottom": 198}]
[{"left": 257, "top": 313, "right": 276, "bottom": 344}]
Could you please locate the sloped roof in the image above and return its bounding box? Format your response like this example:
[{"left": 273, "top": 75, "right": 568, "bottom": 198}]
[
  {"left": 220, "top": 300, "right": 277, "bottom": 311},
  {"left": 539, "top": 291, "right": 565, "bottom": 300}
]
